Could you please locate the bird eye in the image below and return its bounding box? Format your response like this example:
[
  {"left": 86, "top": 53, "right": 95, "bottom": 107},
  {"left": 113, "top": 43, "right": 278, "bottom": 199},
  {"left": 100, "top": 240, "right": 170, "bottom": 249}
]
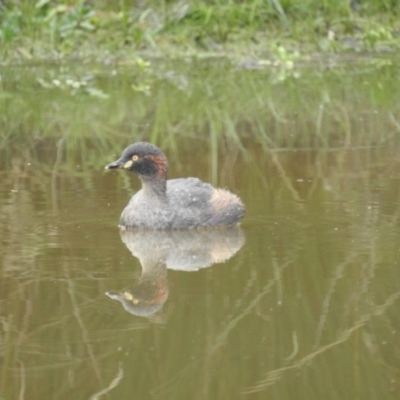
[{"left": 132, "top": 155, "right": 139, "bottom": 161}]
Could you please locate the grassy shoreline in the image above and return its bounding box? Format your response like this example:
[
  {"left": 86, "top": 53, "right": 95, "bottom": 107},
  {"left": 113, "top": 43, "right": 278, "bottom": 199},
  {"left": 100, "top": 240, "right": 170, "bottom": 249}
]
[{"left": 0, "top": 0, "right": 399, "bottom": 63}]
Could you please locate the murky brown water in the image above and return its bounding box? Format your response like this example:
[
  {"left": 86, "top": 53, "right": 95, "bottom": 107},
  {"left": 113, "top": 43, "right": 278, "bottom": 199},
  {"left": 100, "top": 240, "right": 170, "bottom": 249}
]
[{"left": 1, "top": 59, "right": 400, "bottom": 399}]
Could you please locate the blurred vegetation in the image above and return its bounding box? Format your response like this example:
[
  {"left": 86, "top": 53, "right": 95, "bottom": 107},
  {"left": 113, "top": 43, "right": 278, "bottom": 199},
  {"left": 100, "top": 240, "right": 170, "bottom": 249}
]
[
  {"left": 0, "top": 0, "right": 399, "bottom": 62},
  {"left": 1, "top": 57, "right": 400, "bottom": 168}
]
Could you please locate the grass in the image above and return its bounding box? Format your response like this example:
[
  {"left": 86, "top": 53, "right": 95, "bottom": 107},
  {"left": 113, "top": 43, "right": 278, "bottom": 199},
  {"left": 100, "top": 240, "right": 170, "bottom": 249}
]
[{"left": 0, "top": 0, "right": 399, "bottom": 62}]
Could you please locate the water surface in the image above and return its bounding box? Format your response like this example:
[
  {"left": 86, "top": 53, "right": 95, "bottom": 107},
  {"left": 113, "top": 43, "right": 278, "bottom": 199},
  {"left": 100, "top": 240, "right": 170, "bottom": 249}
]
[{"left": 1, "top": 58, "right": 400, "bottom": 399}]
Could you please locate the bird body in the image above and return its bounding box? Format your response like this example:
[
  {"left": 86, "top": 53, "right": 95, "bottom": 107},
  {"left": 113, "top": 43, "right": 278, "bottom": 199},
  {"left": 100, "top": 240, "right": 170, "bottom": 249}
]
[{"left": 106, "top": 142, "right": 245, "bottom": 229}]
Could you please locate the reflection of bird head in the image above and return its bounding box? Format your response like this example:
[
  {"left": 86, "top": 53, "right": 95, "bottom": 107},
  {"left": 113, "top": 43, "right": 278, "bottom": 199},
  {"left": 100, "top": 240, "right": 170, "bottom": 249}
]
[{"left": 106, "top": 275, "right": 168, "bottom": 317}]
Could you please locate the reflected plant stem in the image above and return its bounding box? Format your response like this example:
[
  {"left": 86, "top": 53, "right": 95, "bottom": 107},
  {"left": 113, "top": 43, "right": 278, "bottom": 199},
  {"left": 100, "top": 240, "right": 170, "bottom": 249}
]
[
  {"left": 150, "top": 247, "right": 294, "bottom": 398},
  {"left": 362, "top": 325, "right": 398, "bottom": 378},
  {"left": 51, "top": 137, "right": 64, "bottom": 214},
  {"left": 89, "top": 362, "right": 124, "bottom": 400},
  {"left": 388, "top": 187, "right": 400, "bottom": 226},
  {"left": 306, "top": 152, "right": 323, "bottom": 202},
  {"left": 0, "top": 314, "right": 14, "bottom": 395},
  {"left": 63, "top": 262, "right": 104, "bottom": 387},
  {"left": 268, "top": 149, "right": 302, "bottom": 203},
  {"left": 314, "top": 253, "right": 356, "bottom": 349},
  {"left": 388, "top": 113, "right": 400, "bottom": 139},
  {"left": 0, "top": 281, "right": 32, "bottom": 397},
  {"left": 283, "top": 332, "right": 298, "bottom": 361},
  {"left": 273, "top": 257, "right": 282, "bottom": 306},
  {"left": 200, "top": 274, "right": 214, "bottom": 399},
  {"left": 315, "top": 102, "right": 325, "bottom": 139},
  {"left": 336, "top": 102, "right": 352, "bottom": 152},
  {"left": 18, "top": 360, "right": 25, "bottom": 400},
  {"left": 244, "top": 289, "right": 400, "bottom": 394},
  {"left": 211, "top": 253, "right": 298, "bottom": 353},
  {"left": 16, "top": 287, "right": 32, "bottom": 399}
]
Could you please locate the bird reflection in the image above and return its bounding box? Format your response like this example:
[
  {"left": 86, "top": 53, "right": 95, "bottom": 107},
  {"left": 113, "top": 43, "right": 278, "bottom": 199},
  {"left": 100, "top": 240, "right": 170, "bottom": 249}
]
[{"left": 106, "top": 227, "right": 245, "bottom": 317}]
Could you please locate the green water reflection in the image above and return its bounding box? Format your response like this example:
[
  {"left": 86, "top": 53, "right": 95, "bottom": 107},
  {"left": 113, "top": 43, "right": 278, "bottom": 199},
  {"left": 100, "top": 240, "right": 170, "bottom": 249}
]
[{"left": 1, "top": 59, "right": 400, "bottom": 399}]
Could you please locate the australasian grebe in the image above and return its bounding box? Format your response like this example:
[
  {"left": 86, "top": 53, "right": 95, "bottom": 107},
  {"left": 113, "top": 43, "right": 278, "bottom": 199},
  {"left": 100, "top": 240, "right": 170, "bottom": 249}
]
[{"left": 106, "top": 142, "right": 245, "bottom": 229}]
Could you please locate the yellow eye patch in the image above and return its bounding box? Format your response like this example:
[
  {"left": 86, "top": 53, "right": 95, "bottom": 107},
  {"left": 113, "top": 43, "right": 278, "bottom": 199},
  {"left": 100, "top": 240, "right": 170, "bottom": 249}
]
[
  {"left": 123, "top": 160, "right": 133, "bottom": 169},
  {"left": 123, "top": 291, "right": 133, "bottom": 300},
  {"left": 123, "top": 155, "right": 139, "bottom": 169},
  {"left": 123, "top": 292, "right": 139, "bottom": 304}
]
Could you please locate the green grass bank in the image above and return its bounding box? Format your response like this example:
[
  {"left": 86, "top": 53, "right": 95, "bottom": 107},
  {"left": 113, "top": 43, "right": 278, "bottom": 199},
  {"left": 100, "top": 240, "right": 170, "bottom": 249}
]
[{"left": 0, "top": 0, "right": 399, "bottom": 62}]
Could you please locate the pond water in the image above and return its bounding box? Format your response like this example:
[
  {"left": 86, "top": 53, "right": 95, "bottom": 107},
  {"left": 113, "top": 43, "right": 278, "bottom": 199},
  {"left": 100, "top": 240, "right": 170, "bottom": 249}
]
[{"left": 1, "top": 57, "right": 400, "bottom": 399}]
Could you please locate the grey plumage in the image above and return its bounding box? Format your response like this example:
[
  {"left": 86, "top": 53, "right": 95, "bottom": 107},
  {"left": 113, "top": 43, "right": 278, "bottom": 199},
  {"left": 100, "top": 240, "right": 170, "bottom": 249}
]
[{"left": 106, "top": 142, "right": 245, "bottom": 229}]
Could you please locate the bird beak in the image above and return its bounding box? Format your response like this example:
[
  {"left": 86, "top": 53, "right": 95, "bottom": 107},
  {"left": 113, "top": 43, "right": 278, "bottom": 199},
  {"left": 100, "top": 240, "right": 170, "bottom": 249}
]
[
  {"left": 105, "top": 291, "right": 123, "bottom": 300},
  {"left": 105, "top": 159, "right": 123, "bottom": 170}
]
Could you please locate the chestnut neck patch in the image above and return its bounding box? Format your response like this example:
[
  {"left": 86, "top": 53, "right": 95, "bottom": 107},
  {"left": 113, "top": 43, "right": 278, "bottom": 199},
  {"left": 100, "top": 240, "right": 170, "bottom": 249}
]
[{"left": 145, "top": 154, "right": 168, "bottom": 179}]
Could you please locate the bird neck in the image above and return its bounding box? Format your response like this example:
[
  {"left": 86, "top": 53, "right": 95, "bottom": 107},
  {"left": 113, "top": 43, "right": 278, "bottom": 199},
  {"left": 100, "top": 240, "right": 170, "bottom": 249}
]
[{"left": 141, "top": 176, "right": 168, "bottom": 200}]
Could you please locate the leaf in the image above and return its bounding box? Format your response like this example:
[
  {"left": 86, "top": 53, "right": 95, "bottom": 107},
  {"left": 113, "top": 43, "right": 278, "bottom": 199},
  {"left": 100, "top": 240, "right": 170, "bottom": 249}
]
[{"left": 35, "top": 0, "right": 51, "bottom": 9}]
